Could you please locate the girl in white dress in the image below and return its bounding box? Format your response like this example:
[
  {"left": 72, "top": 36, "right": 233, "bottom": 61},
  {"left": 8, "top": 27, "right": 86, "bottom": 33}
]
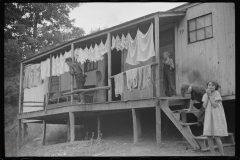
[{"left": 202, "top": 81, "right": 228, "bottom": 156}]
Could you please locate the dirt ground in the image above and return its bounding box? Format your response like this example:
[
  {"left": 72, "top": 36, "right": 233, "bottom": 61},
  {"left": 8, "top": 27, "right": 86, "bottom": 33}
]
[{"left": 18, "top": 133, "right": 235, "bottom": 157}]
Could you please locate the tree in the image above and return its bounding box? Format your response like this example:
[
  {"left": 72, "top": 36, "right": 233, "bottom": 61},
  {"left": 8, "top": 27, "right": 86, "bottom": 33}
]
[{"left": 4, "top": 3, "right": 85, "bottom": 58}]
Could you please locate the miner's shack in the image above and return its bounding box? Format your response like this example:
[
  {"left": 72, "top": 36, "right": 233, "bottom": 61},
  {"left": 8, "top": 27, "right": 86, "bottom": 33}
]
[{"left": 17, "top": 2, "right": 235, "bottom": 152}]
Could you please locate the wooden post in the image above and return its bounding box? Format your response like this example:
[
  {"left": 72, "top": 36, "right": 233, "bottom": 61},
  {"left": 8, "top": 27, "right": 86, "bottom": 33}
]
[
  {"left": 46, "top": 54, "right": 52, "bottom": 112},
  {"left": 69, "top": 112, "right": 75, "bottom": 142},
  {"left": 19, "top": 63, "right": 23, "bottom": 114},
  {"left": 17, "top": 119, "right": 22, "bottom": 153},
  {"left": 67, "top": 117, "right": 70, "bottom": 142},
  {"left": 107, "top": 32, "right": 112, "bottom": 102},
  {"left": 22, "top": 122, "right": 28, "bottom": 140},
  {"left": 42, "top": 120, "right": 46, "bottom": 145},
  {"left": 97, "top": 113, "right": 101, "bottom": 139},
  {"left": 154, "top": 14, "right": 161, "bottom": 145},
  {"left": 71, "top": 43, "right": 74, "bottom": 104},
  {"left": 132, "top": 108, "right": 141, "bottom": 144}
]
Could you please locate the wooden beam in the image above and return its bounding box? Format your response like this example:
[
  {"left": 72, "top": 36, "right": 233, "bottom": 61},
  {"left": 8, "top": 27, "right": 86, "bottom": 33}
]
[
  {"left": 67, "top": 117, "right": 70, "bottom": 142},
  {"left": 46, "top": 54, "right": 52, "bottom": 113},
  {"left": 63, "top": 86, "right": 110, "bottom": 95},
  {"left": 71, "top": 43, "right": 74, "bottom": 105},
  {"left": 155, "top": 105, "right": 161, "bottom": 145},
  {"left": 107, "top": 32, "right": 112, "bottom": 102},
  {"left": 97, "top": 113, "right": 101, "bottom": 139},
  {"left": 17, "top": 119, "right": 22, "bottom": 153},
  {"left": 19, "top": 63, "right": 23, "bottom": 114},
  {"left": 132, "top": 108, "right": 138, "bottom": 144},
  {"left": 69, "top": 112, "right": 75, "bottom": 142},
  {"left": 42, "top": 120, "right": 46, "bottom": 145},
  {"left": 155, "top": 15, "right": 160, "bottom": 98},
  {"left": 18, "top": 98, "right": 158, "bottom": 119}
]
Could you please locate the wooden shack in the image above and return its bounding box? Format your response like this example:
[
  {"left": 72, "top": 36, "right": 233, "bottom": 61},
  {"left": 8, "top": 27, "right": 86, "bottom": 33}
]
[{"left": 17, "top": 2, "right": 235, "bottom": 152}]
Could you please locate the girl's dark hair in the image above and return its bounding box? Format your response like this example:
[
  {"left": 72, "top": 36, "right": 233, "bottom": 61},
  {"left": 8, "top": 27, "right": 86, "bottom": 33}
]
[{"left": 207, "top": 81, "right": 221, "bottom": 90}]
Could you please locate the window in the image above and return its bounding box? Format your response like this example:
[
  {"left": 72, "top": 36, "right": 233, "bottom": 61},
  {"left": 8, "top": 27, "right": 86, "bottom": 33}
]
[
  {"left": 188, "top": 13, "right": 213, "bottom": 43},
  {"left": 84, "top": 60, "right": 98, "bottom": 72}
]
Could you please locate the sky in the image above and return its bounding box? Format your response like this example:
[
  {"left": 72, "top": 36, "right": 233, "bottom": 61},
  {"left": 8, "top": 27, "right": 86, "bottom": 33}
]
[{"left": 69, "top": 2, "right": 186, "bottom": 35}]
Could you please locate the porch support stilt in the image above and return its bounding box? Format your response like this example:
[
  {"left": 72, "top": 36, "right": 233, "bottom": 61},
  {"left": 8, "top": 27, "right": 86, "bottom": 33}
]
[
  {"left": 17, "top": 119, "right": 22, "bottom": 153},
  {"left": 42, "top": 120, "right": 46, "bottom": 145},
  {"left": 69, "top": 112, "right": 75, "bottom": 142},
  {"left": 132, "top": 108, "right": 141, "bottom": 144},
  {"left": 156, "top": 105, "right": 161, "bottom": 145},
  {"left": 22, "top": 122, "right": 28, "bottom": 141},
  {"left": 67, "top": 117, "right": 70, "bottom": 142},
  {"left": 97, "top": 114, "right": 101, "bottom": 139}
]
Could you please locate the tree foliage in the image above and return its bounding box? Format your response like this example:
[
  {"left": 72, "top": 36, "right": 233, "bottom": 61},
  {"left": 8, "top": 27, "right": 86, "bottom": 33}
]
[{"left": 4, "top": 3, "right": 85, "bottom": 110}]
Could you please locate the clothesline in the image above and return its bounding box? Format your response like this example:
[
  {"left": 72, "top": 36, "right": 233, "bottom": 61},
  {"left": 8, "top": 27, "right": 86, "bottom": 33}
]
[{"left": 108, "top": 62, "right": 158, "bottom": 79}]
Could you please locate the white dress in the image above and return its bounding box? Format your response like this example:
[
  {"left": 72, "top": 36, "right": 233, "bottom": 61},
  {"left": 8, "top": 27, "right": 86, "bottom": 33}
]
[{"left": 202, "top": 91, "right": 228, "bottom": 137}]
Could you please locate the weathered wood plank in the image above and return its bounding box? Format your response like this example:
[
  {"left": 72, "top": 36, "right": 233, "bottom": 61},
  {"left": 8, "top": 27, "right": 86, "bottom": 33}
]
[
  {"left": 67, "top": 117, "right": 70, "bottom": 142},
  {"left": 42, "top": 120, "right": 46, "bottom": 145},
  {"left": 19, "top": 63, "right": 23, "bottom": 114},
  {"left": 71, "top": 43, "right": 74, "bottom": 104},
  {"left": 46, "top": 54, "right": 52, "bottom": 112},
  {"left": 160, "top": 99, "right": 200, "bottom": 150},
  {"left": 17, "top": 119, "right": 22, "bottom": 153},
  {"left": 155, "top": 15, "right": 160, "bottom": 98},
  {"left": 155, "top": 105, "right": 161, "bottom": 145},
  {"left": 132, "top": 108, "right": 138, "bottom": 144},
  {"left": 63, "top": 86, "right": 110, "bottom": 95},
  {"left": 107, "top": 32, "right": 112, "bottom": 102},
  {"left": 69, "top": 112, "right": 75, "bottom": 142}
]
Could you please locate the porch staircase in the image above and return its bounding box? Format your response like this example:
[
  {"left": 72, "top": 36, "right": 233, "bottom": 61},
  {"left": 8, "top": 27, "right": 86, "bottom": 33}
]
[{"left": 160, "top": 98, "right": 235, "bottom": 151}]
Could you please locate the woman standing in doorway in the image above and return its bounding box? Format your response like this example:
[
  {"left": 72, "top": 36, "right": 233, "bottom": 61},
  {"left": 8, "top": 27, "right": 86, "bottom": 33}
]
[
  {"left": 202, "top": 81, "right": 228, "bottom": 156},
  {"left": 162, "top": 51, "right": 176, "bottom": 97}
]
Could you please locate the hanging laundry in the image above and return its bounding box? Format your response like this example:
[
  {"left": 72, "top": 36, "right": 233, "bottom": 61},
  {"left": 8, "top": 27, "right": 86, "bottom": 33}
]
[
  {"left": 40, "top": 59, "right": 46, "bottom": 80},
  {"left": 142, "top": 64, "right": 153, "bottom": 89},
  {"left": 111, "top": 36, "right": 116, "bottom": 50},
  {"left": 74, "top": 48, "right": 79, "bottom": 61},
  {"left": 59, "top": 53, "right": 65, "bottom": 75},
  {"left": 125, "top": 33, "right": 139, "bottom": 65},
  {"left": 83, "top": 46, "right": 89, "bottom": 63},
  {"left": 99, "top": 40, "right": 106, "bottom": 57},
  {"left": 136, "top": 23, "right": 155, "bottom": 62},
  {"left": 137, "top": 66, "right": 144, "bottom": 90},
  {"left": 94, "top": 43, "right": 101, "bottom": 62},
  {"left": 64, "top": 51, "right": 70, "bottom": 72},
  {"left": 46, "top": 58, "right": 50, "bottom": 77},
  {"left": 120, "top": 34, "right": 128, "bottom": 50},
  {"left": 114, "top": 72, "right": 124, "bottom": 97},
  {"left": 115, "top": 35, "right": 122, "bottom": 51},
  {"left": 28, "top": 64, "right": 35, "bottom": 88},
  {"left": 52, "top": 55, "right": 56, "bottom": 76},
  {"left": 23, "top": 65, "right": 31, "bottom": 89},
  {"left": 32, "top": 63, "right": 41, "bottom": 87},
  {"left": 126, "top": 68, "right": 138, "bottom": 92}
]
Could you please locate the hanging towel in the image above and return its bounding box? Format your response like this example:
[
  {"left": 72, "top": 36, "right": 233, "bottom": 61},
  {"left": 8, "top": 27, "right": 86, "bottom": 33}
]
[
  {"left": 142, "top": 64, "right": 153, "bottom": 89},
  {"left": 125, "top": 33, "right": 139, "bottom": 65},
  {"left": 94, "top": 43, "right": 102, "bottom": 62},
  {"left": 40, "top": 60, "right": 46, "bottom": 80},
  {"left": 115, "top": 35, "right": 122, "bottom": 51},
  {"left": 126, "top": 68, "right": 138, "bottom": 92},
  {"left": 121, "top": 34, "right": 128, "bottom": 50},
  {"left": 137, "top": 66, "right": 144, "bottom": 90},
  {"left": 136, "top": 23, "right": 155, "bottom": 62},
  {"left": 111, "top": 36, "right": 116, "bottom": 50},
  {"left": 114, "top": 72, "right": 124, "bottom": 97},
  {"left": 32, "top": 63, "right": 41, "bottom": 87},
  {"left": 59, "top": 53, "right": 65, "bottom": 74},
  {"left": 46, "top": 58, "right": 50, "bottom": 77},
  {"left": 23, "top": 65, "right": 31, "bottom": 89},
  {"left": 64, "top": 51, "right": 70, "bottom": 72},
  {"left": 83, "top": 46, "right": 89, "bottom": 63}
]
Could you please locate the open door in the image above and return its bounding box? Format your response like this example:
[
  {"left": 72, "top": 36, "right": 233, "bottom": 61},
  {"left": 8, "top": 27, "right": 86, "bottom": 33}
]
[{"left": 159, "top": 28, "right": 175, "bottom": 97}]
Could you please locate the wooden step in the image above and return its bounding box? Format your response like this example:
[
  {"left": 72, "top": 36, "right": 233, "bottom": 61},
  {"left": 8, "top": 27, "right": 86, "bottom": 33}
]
[
  {"left": 201, "top": 143, "right": 235, "bottom": 152},
  {"left": 194, "top": 133, "right": 235, "bottom": 151},
  {"left": 179, "top": 122, "right": 199, "bottom": 126}
]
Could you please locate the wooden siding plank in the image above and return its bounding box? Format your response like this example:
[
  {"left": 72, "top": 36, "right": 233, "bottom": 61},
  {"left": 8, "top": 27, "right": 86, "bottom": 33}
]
[
  {"left": 224, "top": 3, "right": 235, "bottom": 95},
  {"left": 215, "top": 3, "right": 227, "bottom": 95},
  {"left": 230, "top": 3, "right": 235, "bottom": 95},
  {"left": 46, "top": 54, "right": 52, "bottom": 112}
]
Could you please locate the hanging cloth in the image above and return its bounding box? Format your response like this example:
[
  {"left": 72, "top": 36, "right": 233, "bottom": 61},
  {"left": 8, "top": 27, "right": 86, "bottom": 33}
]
[
  {"left": 121, "top": 34, "right": 128, "bottom": 50},
  {"left": 64, "top": 51, "right": 70, "bottom": 72},
  {"left": 99, "top": 40, "right": 106, "bottom": 57},
  {"left": 32, "top": 63, "right": 41, "bottom": 87},
  {"left": 136, "top": 23, "right": 155, "bottom": 62},
  {"left": 40, "top": 60, "right": 46, "bottom": 80},
  {"left": 56, "top": 55, "right": 60, "bottom": 76},
  {"left": 115, "top": 35, "right": 122, "bottom": 51},
  {"left": 114, "top": 72, "right": 124, "bottom": 97},
  {"left": 111, "top": 36, "right": 116, "bottom": 50},
  {"left": 59, "top": 53, "right": 65, "bottom": 75},
  {"left": 126, "top": 68, "right": 138, "bottom": 92},
  {"left": 83, "top": 46, "right": 89, "bottom": 63},
  {"left": 52, "top": 55, "right": 56, "bottom": 76},
  {"left": 94, "top": 43, "right": 101, "bottom": 62},
  {"left": 137, "top": 66, "right": 144, "bottom": 90},
  {"left": 23, "top": 65, "right": 31, "bottom": 89},
  {"left": 125, "top": 33, "right": 139, "bottom": 65},
  {"left": 142, "top": 64, "right": 153, "bottom": 89},
  {"left": 46, "top": 58, "right": 50, "bottom": 77}
]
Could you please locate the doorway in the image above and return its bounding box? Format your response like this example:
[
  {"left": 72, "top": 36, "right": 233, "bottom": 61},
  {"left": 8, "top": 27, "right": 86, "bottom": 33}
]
[{"left": 159, "top": 28, "right": 176, "bottom": 97}]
